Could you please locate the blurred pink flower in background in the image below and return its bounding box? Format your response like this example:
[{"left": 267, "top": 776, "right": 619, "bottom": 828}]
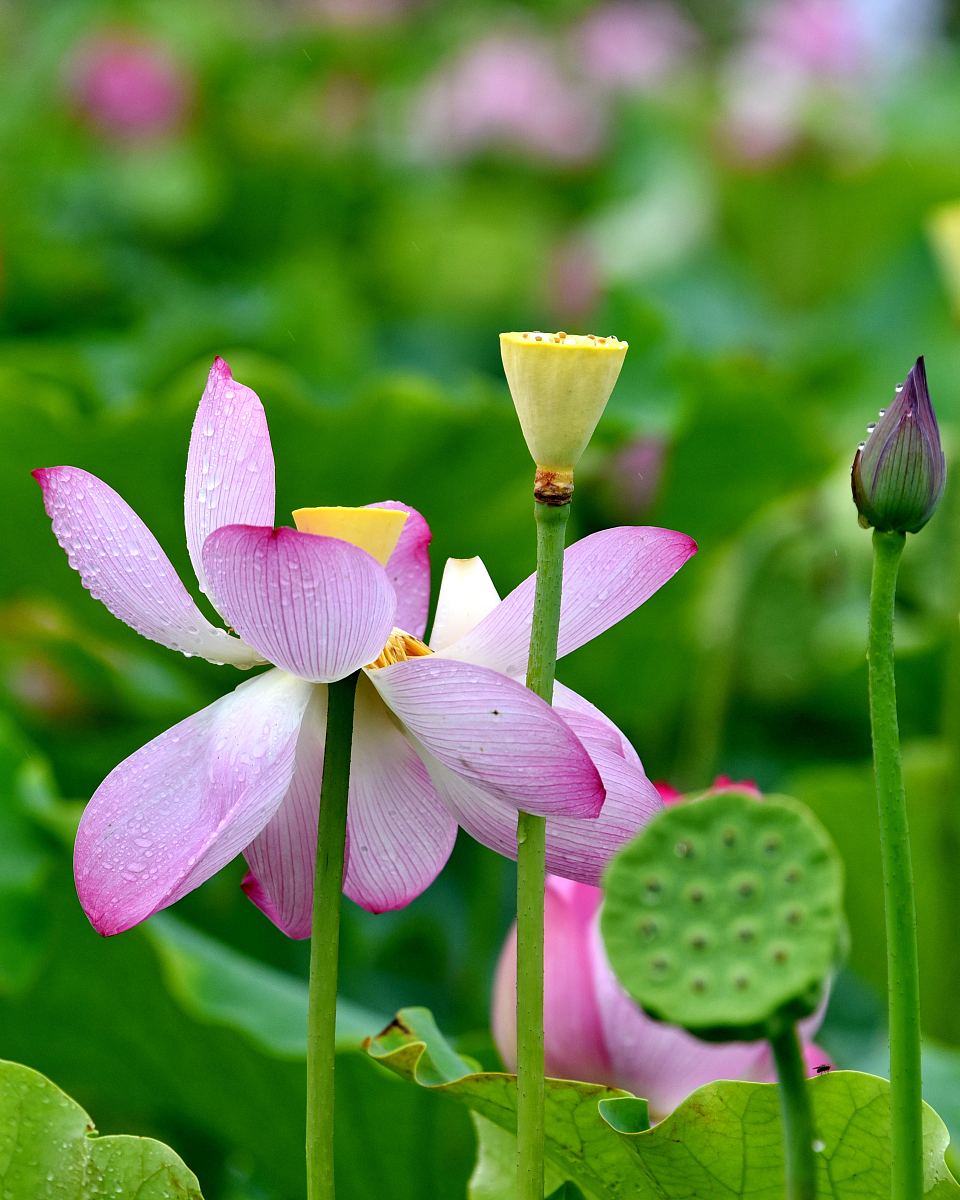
[
  {"left": 410, "top": 32, "right": 605, "bottom": 166},
  {"left": 492, "top": 778, "right": 831, "bottom": 1118},
  {"left": 572, "top": 2, "right": 697, "bottom": 94},
  {"left": 720, "top": 0, "right": 939, "bottom": 163},
  {"left": 302, "top": 0, "right": 412, "bottom": 28},
  {"left": 753, "top": 0, "right": 868, "bottom": 79},
  {"left": 544, "top": 231, "right": 603, "bottom": 322},
  {"left": 67, "top": 31, "right": 191, "bottom": 141}
]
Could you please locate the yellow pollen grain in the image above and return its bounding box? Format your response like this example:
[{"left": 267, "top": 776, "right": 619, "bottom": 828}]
[
  {"left": 367, "top": 629, "right": 433, "bottom": 670},
  {"left": 292, "top": 506, "right": 408, "bottom": 565}
]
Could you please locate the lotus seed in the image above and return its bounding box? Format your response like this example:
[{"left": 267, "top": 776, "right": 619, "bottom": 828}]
[
  {"left": 675, "top": 839, "right": 695, "bottom": 858},
  {"left": 736, "top": 923, "right": 756, "bottom": 943},
  {"left": 721, "top": 828, "right": 737, "bottom": 847},
  {"left": 784, "top": 866, "right": 802, "bottom": 884},
  {"left": 688, "top": 932, "right": 709, "bottom": 951},
  {"left": 785, "top": 906, "right": 804, "bottom": 925},
  {"left": 690, "top": 976, "right": 707, "bottom": 992},
  {"left": 772, "top": 947, "right": 789, "bottom": 965},
  {"left": 638, "top": 918, "right": 659, "bottom": 939},
  {"left": 734, "top": 974, "right": 751, "bottom": 990}
]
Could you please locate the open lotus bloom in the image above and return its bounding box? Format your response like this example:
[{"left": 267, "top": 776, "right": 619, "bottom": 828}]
[
  {"left": 492, "top": 787, "right": 831, "bottom": 1119},
  {"left": 35, "top": 358, "right": 695, "bottom": 937}
]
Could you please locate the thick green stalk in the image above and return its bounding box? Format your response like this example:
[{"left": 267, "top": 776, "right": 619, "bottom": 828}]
[
  {"left": 517, "top": 499, "right": 570, "bottom": 1200},
  {"left": 770, "top": 1024, "right": 817, "bottom": 1200},
  {"left": 306, "top": 672, "right": 359, "bottom": 1200},
  {"left": 868, "top": 529, "right": 923, "bottom": 1200}
]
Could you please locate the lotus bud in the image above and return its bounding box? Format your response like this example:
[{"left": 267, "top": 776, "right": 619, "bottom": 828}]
[
  {"left": 500, "top": 331, "right": 628, "bottom": 504},
  {"left": 851, "top": 356, "right": 945, "bottom": 535}
]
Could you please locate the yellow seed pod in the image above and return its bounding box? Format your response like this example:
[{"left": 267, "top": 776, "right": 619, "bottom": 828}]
[
  {"left": 500, "top": 331, "right": 627, "bottom": 502},
  {"left": 292, "top": 506, "right": 408, "bottom": 565}
]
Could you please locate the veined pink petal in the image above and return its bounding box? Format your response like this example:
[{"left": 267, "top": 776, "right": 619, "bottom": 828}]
[
  {"left": 544, "top": 708, "right": 662, "bottom": 883},
  {"left": 185, "top": 358, "right": 276, "bottom": 605},
  {"left": 75, "top": 669, "right": 312, "bottom": 935},
  {"left": 439, "top": 527, "right": 697, "bottom": 677},
  {"left": 202, "top": 525, "right": 397, "bottom": 682},
  {"left": 344, "top": 676, "right": 457, "bottom": 912},
  {"left": 366, "top": 501, "right": 432, "bottom": 640},
  {"left": 242, "top": 688, "right": 328, "bottom": 939},
  {"left": 589, "top": 920, "right": 770, "bottom": 1117},
  {"left": 553, "top": 681, "right": 641, "bottom": 768},
  {"left": 492, "top": 876, "right": 612, "bottom": 1083},
  {"left": 242, "top": 677, "right": 458, "bottom": 932},
  {"left": 368, "top": 656, "right": 604, "bottom": 817},
  {"left": 33, "top": 466, "right": 262, "bottom": 667},
  {"left": 415, "top": 708, "right": 651, "bottom": 881}
]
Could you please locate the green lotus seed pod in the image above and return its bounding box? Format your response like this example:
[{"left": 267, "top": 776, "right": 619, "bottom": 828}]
[{"left": 600, "top": 790, "right": 844, "bottom": 1042}]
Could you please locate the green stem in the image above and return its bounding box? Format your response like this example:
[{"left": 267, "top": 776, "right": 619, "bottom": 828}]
[
  {"left": 306, "top": 672, "right": 359, "bottom": 1200},
  {"left": 868, "top": 529, "right": 923, "bottom": 1200},
  {"left": 769, "top": 1024, "right": 817, "bottom": 1200},
  {"left": 517, "top": 499, "right": 570, "bottom": 1200}
]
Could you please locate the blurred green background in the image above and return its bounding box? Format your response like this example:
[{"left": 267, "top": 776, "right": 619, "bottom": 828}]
[{"left": 3, "top": 0, "right": 960, "bottom": 1195}]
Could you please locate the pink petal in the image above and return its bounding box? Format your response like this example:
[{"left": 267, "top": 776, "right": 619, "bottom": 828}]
[
  {"left": 344, "top": 676, "right": 457, "bottom": 912},
  {"left": 242, "top": 677, "right": 458, "bottom": 934},
  {"left": 366, "top": 501, "right": 432, "bottom": 639},
  {"left": 185, "top": 358, "right": 276, "bottom": 605},
  {"left": 493, "top": 877, "right": 612, "bottom": 1084},
  {"left": 242, "top": 689, "right": 328, "bottom": 939},
  {"left": 589, "top": 921, "right": 770, "bottom": 1117},
  {"left": 553, "top": 681, "right": 642, "bottom": 768},
  {"left": 439, "top": 527, "right": 697, "bottom": 677},
  {"left": 416, "top": 708, "right": 652, "bottom": 882},
  {"left": 368, "top": 656, "right": 604, "bottom": 817},
  {"left": 33, "top": 466, "right": 262, "bottom": 667},
  {"left": 543, "top": 708, "right": 662, "bottom": 883},
  {"left": 75, "top": 669, "right": 313, "bottom": 935},
  {"left": 202, "top": 525, "right": 397, "bottom": 682}
]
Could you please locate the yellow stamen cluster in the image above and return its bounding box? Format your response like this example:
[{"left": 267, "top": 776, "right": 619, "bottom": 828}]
[{"left": 367, "top": 629, "right": 433, "bottom": 670}]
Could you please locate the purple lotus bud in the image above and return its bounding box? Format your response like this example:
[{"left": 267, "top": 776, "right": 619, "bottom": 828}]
[{"left": 851, "top": 357, "right": 945, "bottom": 535}]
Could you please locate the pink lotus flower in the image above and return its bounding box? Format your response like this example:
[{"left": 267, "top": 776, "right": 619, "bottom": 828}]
[
  {"left": 573, "top": 2, "right": 697, "bottom": 94},
  {"left": 34, "top": 359, "right": 694, "bottom": 936},
  {"left": 67, "top": 31, "right": 191, "bottom": 141},
  {"left": 492, "top": 784, "right": 831, "bottom": 1117},
  {"left": 410, "top": 32, "right": 605, "bottom": 166}
]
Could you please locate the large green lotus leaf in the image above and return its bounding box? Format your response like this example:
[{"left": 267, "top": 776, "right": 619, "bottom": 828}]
[
  {"left": 0, "top": 1060, "right": 202, "bottom": 1199},
  {"left": 368, "top": 1008, "right": 960, "bottom": 1199},
  {"left": 367, "top": 1009, "right": 640, "bottom": 1198},
  {"left": 0, "top": 716, "right": 57, "bottom": 996},
  {"left": 144, "top": 913, "right": 383, "bottom": 1058},
  {"left": 468, "top": 1115, "right": 569, "bottom": 1200}
]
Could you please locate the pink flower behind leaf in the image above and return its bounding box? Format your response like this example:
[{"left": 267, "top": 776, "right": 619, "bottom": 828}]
[
  {"left": 67, "top": 32, "right": 191, "bottom": 141},
  {"left": 492, "top": 779, "right": 829, "bottom": 1118}
]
